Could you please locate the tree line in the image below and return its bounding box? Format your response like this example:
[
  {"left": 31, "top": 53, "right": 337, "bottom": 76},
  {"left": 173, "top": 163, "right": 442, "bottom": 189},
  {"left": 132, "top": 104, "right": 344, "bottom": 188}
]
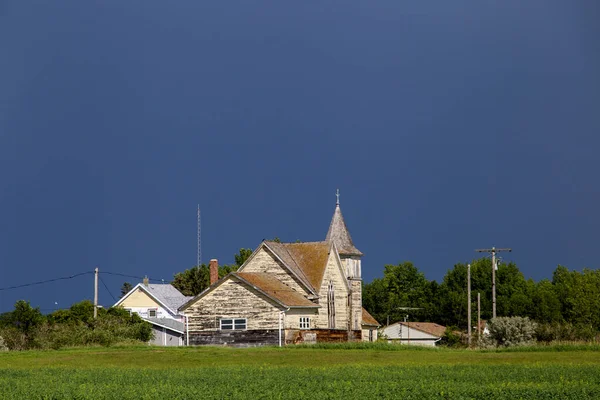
[{"left": 363, "top": 259, "right": 600, "bottom": 341}]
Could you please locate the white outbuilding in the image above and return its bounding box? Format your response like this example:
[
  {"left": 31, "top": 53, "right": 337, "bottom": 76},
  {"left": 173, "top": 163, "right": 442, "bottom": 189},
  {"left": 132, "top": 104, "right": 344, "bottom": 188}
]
[{"left": 381, "top": 321, "right": 447, "bottom": 346}]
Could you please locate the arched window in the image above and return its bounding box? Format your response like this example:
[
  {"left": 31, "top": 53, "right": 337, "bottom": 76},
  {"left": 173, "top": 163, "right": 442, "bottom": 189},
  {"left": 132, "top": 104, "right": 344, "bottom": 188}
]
[{"left": 327, "top": 281, "right": 336, "bottom": 329}]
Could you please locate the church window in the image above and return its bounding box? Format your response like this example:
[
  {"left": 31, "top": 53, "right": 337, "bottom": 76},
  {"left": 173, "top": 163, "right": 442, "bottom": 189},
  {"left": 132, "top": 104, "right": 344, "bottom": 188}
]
[
  {"left": 327, "top": 281, "right": 336, "bottom": 329},
  {"left": 299, "top": 317, "right": 310, "bottom": 329}
]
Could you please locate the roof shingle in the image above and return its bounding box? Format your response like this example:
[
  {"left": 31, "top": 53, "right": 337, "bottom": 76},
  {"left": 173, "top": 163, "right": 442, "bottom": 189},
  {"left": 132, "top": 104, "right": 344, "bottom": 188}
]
[
  {"left": 265, "top": 241, "right": 331, "bottom": 292},
  {"left": 325, "top": 205, "right": 363, "bottom": 256},
  {"left": 235, "top": 272, "right": 319, "bottom": 308},
  {"left": 362, "top": 308, "right": 380, "bottom": 326}
]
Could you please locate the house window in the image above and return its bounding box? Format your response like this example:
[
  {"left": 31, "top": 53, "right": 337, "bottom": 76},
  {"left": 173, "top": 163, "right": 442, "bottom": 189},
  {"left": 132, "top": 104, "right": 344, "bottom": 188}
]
[
  {"left": 369, "top": 329, "right": 374, "bottom": 342},
  {"left": 299, "top": 317, "right": 310, "bottom": 329},
  {"left": 148, "top": 309, "right": 157, "bottom": 317},
  {"left": 220, "top": 318, "right": 246, "bottom": 330}
]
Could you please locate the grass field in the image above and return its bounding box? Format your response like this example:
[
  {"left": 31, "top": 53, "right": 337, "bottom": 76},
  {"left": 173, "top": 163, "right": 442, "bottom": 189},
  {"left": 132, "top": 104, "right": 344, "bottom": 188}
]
[{"left": 1, "top": 344, "right": 600, "bottom": 399}]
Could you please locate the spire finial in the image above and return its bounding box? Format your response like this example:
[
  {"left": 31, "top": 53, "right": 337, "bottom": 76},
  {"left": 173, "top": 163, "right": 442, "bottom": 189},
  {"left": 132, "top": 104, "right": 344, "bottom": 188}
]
[{"left": 336, "top": 188, "right": 340, "bottom": 205}]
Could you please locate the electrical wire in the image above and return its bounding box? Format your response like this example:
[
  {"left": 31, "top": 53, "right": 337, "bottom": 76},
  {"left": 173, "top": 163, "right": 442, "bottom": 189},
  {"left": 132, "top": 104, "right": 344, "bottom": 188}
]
[
  {"left": 98, "top": 275, "right": 117, "bottom": 302},
  {"left": 101, "top": 271, "right": 169, "bottom": 283},
  {"left": 0, "top": 271, "right": 94, "bottom": 291}
]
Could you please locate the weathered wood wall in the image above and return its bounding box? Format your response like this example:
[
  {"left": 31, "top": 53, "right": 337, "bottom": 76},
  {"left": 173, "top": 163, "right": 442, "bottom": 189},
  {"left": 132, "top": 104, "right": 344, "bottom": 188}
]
[
  {"left": 240, "top": 247, "right": 310, "bottom": 296},
  {"left": 350, "top": 279, "right": 362, "bottom": 330},
  {"left": 285, "top": 329, "right": 362, "bottom": 344},
  {"left": 185, "top": 276, "right": 281, "bottom": 332},
  {"left": 189, "top": 330, "right": 279, "bottom": 347},
  {"left": 316, "top": 252, "right": 350, "bottom": 329},
  {"left": 361, "top": 328, "right": 378, "bottom": 342},
  {"left": 284, "top": 308, "right": 320, "bottom": 329}
]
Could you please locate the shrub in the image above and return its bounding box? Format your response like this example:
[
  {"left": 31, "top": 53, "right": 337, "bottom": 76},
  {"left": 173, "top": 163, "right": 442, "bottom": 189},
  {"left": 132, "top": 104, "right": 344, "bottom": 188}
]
[
  {"left": 440, "top": 326, "right": 464, "bottom": 347},
  {"left": 0, "top": 335, "right": 8, "bottom": 351},
  {"left": 535, "top": 322, "right": 598, "bottom": 343},
  {"left": 486, "top": 316, "right": 537, "bottom": 348}
]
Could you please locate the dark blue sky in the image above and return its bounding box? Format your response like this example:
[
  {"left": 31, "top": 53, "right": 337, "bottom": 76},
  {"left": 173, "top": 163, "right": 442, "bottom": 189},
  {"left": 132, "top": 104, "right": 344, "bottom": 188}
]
[{"left": 1, "top": 1, "right": 598, "bottom": 313}]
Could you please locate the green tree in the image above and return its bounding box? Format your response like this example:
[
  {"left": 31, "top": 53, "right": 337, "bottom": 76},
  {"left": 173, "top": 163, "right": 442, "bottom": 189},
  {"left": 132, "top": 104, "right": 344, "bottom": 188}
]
[
  {"left": 172, "top": 264, "right": 210, "bottom": 296},
  {"left": 120, "top": 282, "right": 133, "bottom": 298},
  {"left": 9, "top": 300, "right": 44, "bottom": 335},
  {"left": 363, "top": 262, "right": 430, "bottom": 325},
  {"left": 234, "top": 248, "right": 253, "bottom": 267},
  {"left": 530, "top": 279, "right": 562, "bottom": 323}
]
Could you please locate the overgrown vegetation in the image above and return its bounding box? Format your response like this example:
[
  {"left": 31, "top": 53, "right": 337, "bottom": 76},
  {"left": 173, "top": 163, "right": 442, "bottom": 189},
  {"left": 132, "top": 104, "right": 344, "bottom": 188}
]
[{"left": 0, "top": 300, "right": 152, "bottom": 350}]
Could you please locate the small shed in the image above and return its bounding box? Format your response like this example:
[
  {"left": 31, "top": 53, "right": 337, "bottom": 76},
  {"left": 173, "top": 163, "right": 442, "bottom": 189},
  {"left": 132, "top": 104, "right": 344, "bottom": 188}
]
[
  {"left": 381, "top": 321, "right": 446, "bottom": 346},
  {"left": 145, "top": 318, "right": 185, "bottom": 347}
]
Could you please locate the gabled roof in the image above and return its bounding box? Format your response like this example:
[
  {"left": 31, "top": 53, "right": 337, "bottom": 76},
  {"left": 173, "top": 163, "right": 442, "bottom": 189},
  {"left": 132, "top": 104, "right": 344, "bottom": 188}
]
[
  {"left": 325, "top": 204, "right": 363, "bottom": 256},
  {"left": 114, "top": 283, "right": 192, "bottom": 315},
  {"left": 395, "top": 322, "right": 447, "bottom": 338},
  {"left": 264, "top": 241, "right": 331, "bottom": 292},
  {"left": 179, "top": 272, "right": 319, "bottom": 312},
  {"left": 362, "top": 308, "right": 380, "bottom": 327},
  {"left": 235, "top": 272, "right": 319, "bottom": 308}
]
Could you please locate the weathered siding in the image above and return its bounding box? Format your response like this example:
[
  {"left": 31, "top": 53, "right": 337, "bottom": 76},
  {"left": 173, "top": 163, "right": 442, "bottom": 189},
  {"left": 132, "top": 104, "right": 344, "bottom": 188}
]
[
  {"left": 361, "top": 328, "right": 378, "bottom": 342},
  {"left": 189, "top": 330, "right": 279, "bottom": 347},
  {"left": 350, "top": 279, "right": 362, "bottom": 330},
  {"left": 284, "top": 308, "right": 319, "bottom": 330},
  {"left": 316, "top": 251, "right": 350, "bottom": 330},
  {"left": 185, "top": 276, "right": 282, "bottom": 332},
  {"left": 241, "top": 247, "right": 310, "bottom": 296},
  {"left": 285, "top": 329, "right": 362, "bottom": 344}
]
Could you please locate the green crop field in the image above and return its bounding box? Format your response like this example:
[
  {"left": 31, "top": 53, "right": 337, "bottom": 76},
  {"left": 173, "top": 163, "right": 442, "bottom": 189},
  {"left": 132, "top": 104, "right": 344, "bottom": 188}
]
[{"left": 1, "top": 344, "right": 600, "bottom": 399}]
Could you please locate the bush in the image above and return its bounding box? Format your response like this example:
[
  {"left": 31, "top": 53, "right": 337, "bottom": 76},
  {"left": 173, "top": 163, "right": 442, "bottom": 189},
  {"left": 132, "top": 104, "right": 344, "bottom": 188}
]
[
  {"left": 0, "top": 335, "right": 8, "bottom": 351},
  {"left": 535, "top": 322, "right": 598, "bottom": 343},
  {"left": 440, "top": 326, "right": 464, "bottom": 347},
  {"left": 486, "top": 316, "right": 537, "bottom": 348},
  {"left": 0, "top": 301, "right": 153, "bottom": 350}
]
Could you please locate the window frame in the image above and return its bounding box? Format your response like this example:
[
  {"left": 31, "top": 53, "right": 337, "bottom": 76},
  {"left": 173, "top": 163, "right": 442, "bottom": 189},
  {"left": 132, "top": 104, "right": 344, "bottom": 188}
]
[
  {"left": 148, "top": 308, "right": 157, "bottom": 318},
  {"left": 299, "top": 317, "right": 311, "bottom": 329},
  {"left": 220, "top": 318, "right": 247, "bottom": 331}
]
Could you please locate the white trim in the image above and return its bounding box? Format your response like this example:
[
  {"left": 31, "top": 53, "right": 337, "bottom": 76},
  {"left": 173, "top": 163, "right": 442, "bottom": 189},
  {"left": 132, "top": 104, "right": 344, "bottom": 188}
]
[{"left": 113, "top": 283, "right": 180, "bottom": 316}]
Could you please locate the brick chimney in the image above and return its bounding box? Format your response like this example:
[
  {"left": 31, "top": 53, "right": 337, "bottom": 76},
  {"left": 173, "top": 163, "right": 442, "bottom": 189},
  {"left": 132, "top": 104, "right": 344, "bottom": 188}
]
[{"left": 209, "top": 259, "right": 219, "bottom": 286}]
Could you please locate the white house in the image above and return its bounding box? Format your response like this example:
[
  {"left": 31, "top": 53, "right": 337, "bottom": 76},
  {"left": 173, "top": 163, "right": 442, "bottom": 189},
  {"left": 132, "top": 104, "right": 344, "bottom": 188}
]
[{"left": 114, "top": 279, "right": 192, "bottom": 346}]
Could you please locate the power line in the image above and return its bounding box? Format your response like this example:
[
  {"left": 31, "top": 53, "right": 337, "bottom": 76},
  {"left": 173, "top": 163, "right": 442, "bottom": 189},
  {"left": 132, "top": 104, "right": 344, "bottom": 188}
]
[
  {"left": 0, "top": 271, "right": 93, "bottom": 291},
  {"left": 101, "top": 271, "right": 166, "bottom": 283},
  {"left": 98, "top": 275, "right": 117, "bottom": 302}
]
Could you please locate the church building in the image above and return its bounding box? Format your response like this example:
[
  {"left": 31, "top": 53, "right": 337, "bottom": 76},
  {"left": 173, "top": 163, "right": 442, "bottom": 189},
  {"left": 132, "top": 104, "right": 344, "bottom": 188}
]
[{"left": 179, "top": 193, "right": 379, "bottom": 346}]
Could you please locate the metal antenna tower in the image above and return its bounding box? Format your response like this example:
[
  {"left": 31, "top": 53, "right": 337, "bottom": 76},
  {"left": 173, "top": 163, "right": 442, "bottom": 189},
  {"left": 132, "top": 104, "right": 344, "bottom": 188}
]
[
  {"left": 475, "top": 246, "right": 512, "bottom": 319},
  {"left": 197, "top": 204, "right": 202, "bottom": 267}
]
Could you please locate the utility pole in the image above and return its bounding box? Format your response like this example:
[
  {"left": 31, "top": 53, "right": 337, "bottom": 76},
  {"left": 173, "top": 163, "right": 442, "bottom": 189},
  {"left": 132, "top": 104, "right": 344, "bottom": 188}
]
[
  {"left": 467, "top": 263, "right": 471, "bottom": 347},
  {"left": 404, "top": 315, "right": 410, "bottom": 346},
  {"left": 477, "top": 292, "right": 481, "bottom": 345},
  {"left": 93, "top": 267, "right": 99, "bottom": 319},
  {"left": 475, "top": 247, "right": 511, "bottom": 319}
]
